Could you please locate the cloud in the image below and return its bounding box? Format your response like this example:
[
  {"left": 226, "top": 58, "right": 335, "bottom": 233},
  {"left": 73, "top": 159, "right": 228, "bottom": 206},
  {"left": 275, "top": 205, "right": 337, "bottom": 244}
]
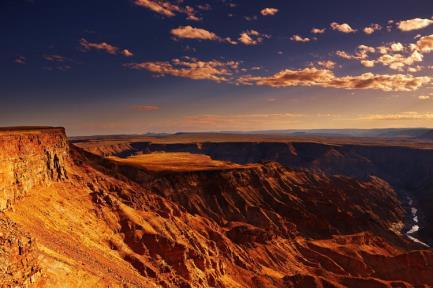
[
  {"left": 80, "top": 38, "right": 134, "bottom": 57},
  {"left": 316, "top": 60, "right": 336, "bottom": 69},
  {"left": 408, "top": 65, "right": 423, "bottom": 73},
  {"left": 360, "top": 60, "right": 375, "bottom": 68},
  {"left": 390, "top": 42, "right": 404, "bottom": 52},
  {"left": 376, "top": 51, "right": 423, "bottom": 71},
  {"left": 336, "top": 45, "right": 375, "bottom": 61},
  {"left": 131, "top": 105, "right": 160, "bottom": 111},
  {"left": 237, "top": 67, "right": 430, "bottom": 91},
  {"left": 238, "top": 30, "right": 270, "bottom": 45},
  {"left": 244, "top": 15, "right": 258, "bottom": 21},
  {"left": 43, "top": 54, "right": 65, "bottom": 62},
  {"left": 170, "top": 26, "right": 237, "bottom": 44},
  {"left": 15, "top": 56, "right": 26, "bottom": 64},
  {"left": 398, "top": 18, "right": 433, "bottom": 31},
  {"left": 363, "top": 23, "right": 382, "bottom": 35},
  {"left": 311, "top": 28, "right": 326, "bottom": 34},
  {"left": 197, "top": 4, "right": 211, "bottom": 11},
  {"left": 416, "top": 34, "right": 433, "bottom": 52},
  {"left": 290, "top": 34, "right": 313, "bottom": 43},
  {"left": 360, "top": 112, "right": 433, "bottom": 120},
  {"left": 330, "top": 22, "right": 357, "bottom": 33},
  {"left": 43, "top": 65, "right": 72, "bottom": 72},
  {"left": 121, "top": 49, "right": 134, "bottom": 57},
  {"left": 418, "top": 95, "right": 431, "bottom": 100},
  {"left": 337, "top": 43, "right": 424, "bottom": 71},
  {"left": 124, "top": 57, "right": 239, "bottom": 82},
  {"left": 43, "top": 54, "right": 72, "bottom": 71},
  {"left": 171, "top": 25, "right": 218, "bottom": 40},
  {"left": 181, "top": 113, "right": 307, "bottom": 129},
  {"left": 133, "top": 0, "right": 198, "bottom": 20},
  {"left": 260, "top": 8, "right": 278, "bottom": 16},
  {"left": 80, "top": 38, "right": 119, "bottom": 55}
]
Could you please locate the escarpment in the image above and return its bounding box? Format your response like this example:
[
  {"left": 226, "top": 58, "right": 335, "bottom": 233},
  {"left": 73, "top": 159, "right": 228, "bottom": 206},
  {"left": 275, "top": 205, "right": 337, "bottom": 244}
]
[
  {"left": 78, "top": 140, "right": 433, "bottom": 245},
  {"left": 3, "top": 128, "right": 433, "bottom": 287},
  {"left": 0, "top": 127, "right": 70, "bottom": 211}
]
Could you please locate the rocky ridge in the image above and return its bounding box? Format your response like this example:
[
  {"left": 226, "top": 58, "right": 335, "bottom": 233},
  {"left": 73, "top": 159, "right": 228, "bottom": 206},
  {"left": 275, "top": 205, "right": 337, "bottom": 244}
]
[{"left": 1, "top": 128, "right": 433, "bottom": 287}]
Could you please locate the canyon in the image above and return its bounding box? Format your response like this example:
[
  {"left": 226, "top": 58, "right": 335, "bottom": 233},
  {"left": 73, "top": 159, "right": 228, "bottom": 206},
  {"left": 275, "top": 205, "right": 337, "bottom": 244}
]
[{"left": 1, "top": 128, "right": 433, "bottom": 287}]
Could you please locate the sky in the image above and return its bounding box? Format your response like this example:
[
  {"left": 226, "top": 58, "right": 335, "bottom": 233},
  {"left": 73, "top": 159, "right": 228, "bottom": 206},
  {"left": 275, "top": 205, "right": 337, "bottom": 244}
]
[{"left": 1, "top": 0, "right": 433, "bottom": 136}]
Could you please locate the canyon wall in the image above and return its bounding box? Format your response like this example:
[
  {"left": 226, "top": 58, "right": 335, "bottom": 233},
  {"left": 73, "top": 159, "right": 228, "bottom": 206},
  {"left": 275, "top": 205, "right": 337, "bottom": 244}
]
[
  {"left": 81, "top": 140, "right": 433, "bottom": 244},
  {"left": 3, "top": 129, "right": 433, "bottom": 286},
  {"left": 0, "top": 128, "right": 70, "bottom": 211}
]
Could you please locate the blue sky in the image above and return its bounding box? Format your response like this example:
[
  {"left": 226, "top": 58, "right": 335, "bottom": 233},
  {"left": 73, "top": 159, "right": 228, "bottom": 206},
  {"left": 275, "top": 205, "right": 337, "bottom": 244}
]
[{"left": 1, "top": 0, "right": 433, "bottom": 135}]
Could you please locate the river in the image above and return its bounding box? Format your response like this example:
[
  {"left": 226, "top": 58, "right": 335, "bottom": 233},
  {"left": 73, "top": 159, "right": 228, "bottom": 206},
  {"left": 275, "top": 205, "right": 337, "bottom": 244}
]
[{"left": 406, "top": 196, "right": 430, "bottom": 247}]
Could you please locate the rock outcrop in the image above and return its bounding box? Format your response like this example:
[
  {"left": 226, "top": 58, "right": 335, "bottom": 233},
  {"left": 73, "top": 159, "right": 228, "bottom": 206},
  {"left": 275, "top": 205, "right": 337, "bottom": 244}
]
[
  {"left": 0, "top": 127, "right": 69, "bottom": 211},
  {"left": 2, "top": 127, "right": 433, "bottom": 287}
]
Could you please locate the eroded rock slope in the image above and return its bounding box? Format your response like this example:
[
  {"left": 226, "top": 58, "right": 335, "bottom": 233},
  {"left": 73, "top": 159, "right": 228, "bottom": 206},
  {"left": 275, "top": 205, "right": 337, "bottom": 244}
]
[{"left": 1, "top": 128, "right": 433, "bottom": 287}]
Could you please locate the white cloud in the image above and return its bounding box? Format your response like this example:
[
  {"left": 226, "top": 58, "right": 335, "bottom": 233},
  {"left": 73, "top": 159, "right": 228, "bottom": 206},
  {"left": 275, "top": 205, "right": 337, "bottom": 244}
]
[
  {"left": 363, "top": 24, "right": 382, "bottom": 35},
  {"left": 238, "top": 30, "right": 270, "bottom": 45},
  {"left": 260, "top": 8, "right": 278, "bottom": 16},
  {"left": 330, "top": 22, "right": 357, "bottom": 33},
  {"left": 238, "top": 67, "right": 430, "bottom": 91},
  {"left": 416, "top": 34, "right": 433, "bottom": 53},
  {"left": 171, "top": 26, "right": 218, "bottom": 40},
  {"left": 124, "top": 57, "right": 239, "bottom": 82},
  {"left": 290, "top": 34, "right": 312, "bottom": 43},
  {"left": 311, "top": 28, "right": 326, "bottom": 34},
  {"left": 398, "top": 18, "right": 433, "bottom": 31}
]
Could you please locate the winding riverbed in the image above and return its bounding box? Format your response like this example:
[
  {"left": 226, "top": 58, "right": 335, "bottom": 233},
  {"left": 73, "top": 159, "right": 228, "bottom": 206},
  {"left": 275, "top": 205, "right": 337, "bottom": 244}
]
[{"left": 406, "top": 196, "right": 430, "bottom": 247}]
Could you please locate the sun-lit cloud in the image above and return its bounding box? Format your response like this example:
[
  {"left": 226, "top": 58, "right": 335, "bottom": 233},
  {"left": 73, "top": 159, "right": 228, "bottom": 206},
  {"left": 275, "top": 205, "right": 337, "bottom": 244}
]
[
  {"left": 244, "top": 15, "right": 258, "bottom": 21},
  {"left": 133, "top": 0, "right": 198, "bottom": 20},
  {"left": 171, "top": 25, "right": 218, "bottom": 40},
  {"left": 238, "top": 30, "right": 270, "bottom": 45},
  {"left": 80, "top": 39, "right": 134, "bottom": 57},
  {"left": 121, "top": 49, "right": 134, "bottom": 57},
  {"left": 336, "top": 45, "right": 375, "bottom": 61},
  {"left": 363, "top": 23, "right": 382, "bottom": 35},
  {"left": 43, "top": 65, "right": 72, "bottom": 72},
  {"left": 316, "top": 60, "right": 336, "bottom": 69},
  {"left": 390, "top": 42, "right": 404, "bottom": 52},
  {"left": 43, "top": 54, "right": 72, "bottom": 71},
  {"left": 416, "top": 34, "right": 433, "bottom": 52},
  {"left": 408, "top": 66, "right": 423, "bottom": 73},
  {"left": 43, "top": 54, "right": 65, "bottom": 62},
  {"left": 398, "top": 17, "right": 433, "bottom": 31},
  {"left": 131, "top": 105, "right": 160, "bottom": 111},
  {"left": 80, "top": 38, "right": 119, "bottom": 55},
  {"left": 330, "top": 22, "right": 357, "bottom": 33},
  {"left": 376, "top": 51, "right": 423, "bottom": 71},
  {"left": 311, "top": 28, "right": 326, "bottom": 34},
  {"left": 290, "top": 34, "right": 313, "bottom": 43},
  {"left": 134, "top": 0, "right": 178, "bottom": 17},
  {"left": 14, "top": 56, "right": 26, "bottom": 64},
  {"left": 418, "top": 95, "right": 431, "bottom": 100},
  {"left": 197, "top": 4, "right": 211, "bottom": 11},
  {"left": 170, "top": 26, "right": 237, "bottom": 44},
  {"left": 260, "top": 8, "right": 278, "bottom": 16},
  {"left": 360, "top": 111, "right": 433, "bottom": 120},
  {"left": 337, "top": 42, "right": 425, "bottom": 71},
  {"left": 238, "top": 67, "right": 430, "bottom": 91},
  {"left": 124, "top": 57, "right": 239, "bottom": 82},
  {"left": 180, "top": 113, "right": 307, "bottom": 130}
]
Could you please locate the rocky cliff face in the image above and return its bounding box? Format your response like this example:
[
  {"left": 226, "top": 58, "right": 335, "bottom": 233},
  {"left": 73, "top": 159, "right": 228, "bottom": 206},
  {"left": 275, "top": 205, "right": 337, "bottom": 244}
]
[
  {"left": 84, "top": 140, "right": 433, "bottom": 245},
  {"left": 0, "top": 128, "right": 69, "bottom": 211},
  {"left": 3, "top": 128, "right": 433, "bottom": 287}
]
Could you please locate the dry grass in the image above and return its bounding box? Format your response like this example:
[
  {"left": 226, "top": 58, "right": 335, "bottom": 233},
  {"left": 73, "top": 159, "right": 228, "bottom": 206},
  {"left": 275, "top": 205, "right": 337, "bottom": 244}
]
[{"left": 108, "top": 152, "right": 256, "bottom": 172}]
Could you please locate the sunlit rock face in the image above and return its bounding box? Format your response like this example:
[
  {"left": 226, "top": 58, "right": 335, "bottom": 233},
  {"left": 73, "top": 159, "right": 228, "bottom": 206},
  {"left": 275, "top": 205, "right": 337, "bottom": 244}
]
[
  {"left": 0, "top": 128, "right": 69, "bottom": 211},
  {"left": 3, "top": 127, "right": 433, "bottom": 287}
]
